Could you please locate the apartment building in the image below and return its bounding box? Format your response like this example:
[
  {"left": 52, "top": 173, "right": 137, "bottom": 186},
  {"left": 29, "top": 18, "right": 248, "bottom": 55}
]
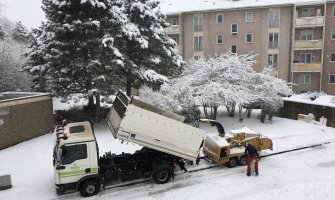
[{"left": 162, "top": 0, "right": 335, "bottom": 94}]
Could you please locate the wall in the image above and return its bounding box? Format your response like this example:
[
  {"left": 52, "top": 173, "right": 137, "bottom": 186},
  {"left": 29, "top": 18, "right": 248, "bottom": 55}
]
[
  {"left": 277, "top": 100, "right": 335, "bottom": 127},
  {"left": 0, "top": 95, "right": 54, "bottom": 150},
  {"left": 322, "top": 2, "right": 335, "bottom": 94},
  {"left": 181, "top": 6, "right": 292, "bottom": 80}
]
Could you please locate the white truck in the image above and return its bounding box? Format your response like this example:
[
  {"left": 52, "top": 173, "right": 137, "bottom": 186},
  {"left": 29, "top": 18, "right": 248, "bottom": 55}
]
[{"left": 53, "top": 91, "right": 205, "bottom": 197}]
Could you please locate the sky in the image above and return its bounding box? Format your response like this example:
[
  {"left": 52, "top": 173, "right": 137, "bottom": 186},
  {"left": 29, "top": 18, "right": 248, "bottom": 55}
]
[{"left": 0, "top": 0, "right": 45, "bottom": 29}]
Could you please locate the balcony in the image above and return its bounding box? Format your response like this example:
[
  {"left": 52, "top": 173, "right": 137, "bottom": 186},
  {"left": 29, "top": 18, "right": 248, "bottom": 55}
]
[
  {"left": 292, "top": 63, "right": 322, "bottom": 72},
  {"left": 164, "top": 25, "right": 181, "bottom": 34},
  {"left": 295, "top": 17, "right": 324, "bottom": 27},
  {"left": 294, "top": 40, "right": 323, "bottom": 50},
  {"left": 175, "top": 45, "right": 182, "bottom": 53}
]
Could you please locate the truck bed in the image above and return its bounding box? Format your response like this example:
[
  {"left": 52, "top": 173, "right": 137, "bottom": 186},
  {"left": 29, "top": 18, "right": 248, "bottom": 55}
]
[{"left": 107, "top": 92, "right": 205, "bottom": 161}]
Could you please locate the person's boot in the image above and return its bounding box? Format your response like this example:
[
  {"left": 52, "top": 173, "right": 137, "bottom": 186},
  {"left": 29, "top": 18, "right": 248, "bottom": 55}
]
[
  {"left": 255, "top": 170, "right": 259, "bottom": 176},
  {"left": 246, "top": 171, "right": 251, "bottom": 176}
]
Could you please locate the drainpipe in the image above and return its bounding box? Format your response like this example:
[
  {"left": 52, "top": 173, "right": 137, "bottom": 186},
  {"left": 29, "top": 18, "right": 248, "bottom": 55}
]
[
  {"left": 320, "top": 2, "right": 326, "bottom": 92},
  {"left": 290, "top": 4, "right": 297, "bottom": 92}
]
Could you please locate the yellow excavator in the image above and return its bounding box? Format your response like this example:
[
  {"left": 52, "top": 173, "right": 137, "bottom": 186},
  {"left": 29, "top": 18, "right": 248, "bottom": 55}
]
[{"left": 199, "top": 119, "right": 273, "bottom": 167}]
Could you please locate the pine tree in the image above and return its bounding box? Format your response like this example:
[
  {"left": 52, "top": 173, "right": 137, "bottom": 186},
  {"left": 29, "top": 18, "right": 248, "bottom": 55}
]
[
  {"left": 11, "top": 21, "right": 29, "bottom": 43},
  {"left": 26, "top": 0, "right": 126, "bottom": 106},
  {"left": 114, "top": 0, "right": 183, "bottom": 96},
  {"left": 23, "top": 24, "right": 52, "bottom": 92},
  {"left": 25, "top": 0, "right": 183, "bottom": 111},
  {"left": 0, "top": 25, "right": 5, "bottom": 40}
]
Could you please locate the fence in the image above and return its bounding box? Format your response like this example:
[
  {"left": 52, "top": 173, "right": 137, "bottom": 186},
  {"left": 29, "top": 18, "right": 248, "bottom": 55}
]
[{"left": 277, "top": 100, "right": 335, "bottom": 128}]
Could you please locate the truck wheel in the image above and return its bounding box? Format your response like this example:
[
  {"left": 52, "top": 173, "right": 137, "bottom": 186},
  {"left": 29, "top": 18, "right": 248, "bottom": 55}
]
[
  {"left": 227, "top": 158, "right": 238, "bottom": 168},
  {"left": 152, "top": 165, "right": 173, "bottom": 184},
  {"left": 239, "top": 156, "right": 247, "bottom": 166},
  {"left": 80, "top": 179, "right": 100, "bottom": 197},
  {"left": 56, "top": 185, "right": 64, "bottom": 195}
]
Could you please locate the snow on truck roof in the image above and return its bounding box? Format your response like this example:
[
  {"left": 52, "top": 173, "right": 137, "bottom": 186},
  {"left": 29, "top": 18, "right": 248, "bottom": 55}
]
[
  {"left": 160, "top": 0, "right": 327, "bottom": 14},
  {"left": 62, "top": 121, "right": 95, "bottom": 143}
]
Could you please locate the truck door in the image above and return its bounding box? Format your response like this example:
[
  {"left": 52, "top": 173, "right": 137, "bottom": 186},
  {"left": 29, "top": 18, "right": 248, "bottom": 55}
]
[{"left": 58, "top": 143, "right": 91, "bottom": 183}]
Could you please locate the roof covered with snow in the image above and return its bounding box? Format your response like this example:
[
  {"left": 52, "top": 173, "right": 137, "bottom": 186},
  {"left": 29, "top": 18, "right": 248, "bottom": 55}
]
[
  {"left": 283, "top": 94, "right": 335, "bottom": 107},
  {"left": 0, "top": 92, "right": 50, "bottom": 103},
  {"left": 159, "top": 0, "right": 327, "bottom": 14}
]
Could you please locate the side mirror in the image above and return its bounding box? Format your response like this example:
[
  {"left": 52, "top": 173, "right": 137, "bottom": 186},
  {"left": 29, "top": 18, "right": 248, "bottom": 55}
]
[{"left": 56, "top": 165, "right": 65, "bottom": 170}]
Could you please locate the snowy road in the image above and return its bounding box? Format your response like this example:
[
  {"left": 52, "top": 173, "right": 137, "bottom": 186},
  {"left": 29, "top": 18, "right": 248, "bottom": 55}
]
[
  {"left": 54, "top": 143, "right": 335, "bottom": 200},
  {"left": 0, "top": 115, "right": 334, "bottom": 200}
]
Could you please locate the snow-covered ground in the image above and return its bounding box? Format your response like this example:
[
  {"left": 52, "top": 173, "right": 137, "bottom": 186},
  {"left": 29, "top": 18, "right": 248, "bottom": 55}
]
[{"left": 0, "top": 110, "right": 335, "bottom": 200}]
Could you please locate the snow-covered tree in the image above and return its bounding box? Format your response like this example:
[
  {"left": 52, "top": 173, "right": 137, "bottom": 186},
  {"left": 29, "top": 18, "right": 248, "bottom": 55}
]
[
  {"left": 23, "top": 24, "right": 52, "bottom": 92},
  {"left": 0, "top": 18, "right": 32, "bottom": 92},
  {"left": 0, "top": 25, "right": 5, "bottom": 40},
  {"left": 245, "top": 67, "right": 292, "bottom": 122},
  {"left": 182, "top": 53, "right": 257, "bottom": 119},
  {"left": 114, "top": 0, "right": 183, "bottom": 96},
  {"left": 11, "top": 21, "right": 30, "bottom": 43},
  {"left": 25, "top": 0, "right": 128, "bottom": 111},
  {"left": 140, "top": 53, "right": 292, "bottom": 122},
  {"left": 25, "top": 0, "right": 182, "bottom": 116},
  {"left": 139, "top": 81, "right": 200, "bottom": 127}
]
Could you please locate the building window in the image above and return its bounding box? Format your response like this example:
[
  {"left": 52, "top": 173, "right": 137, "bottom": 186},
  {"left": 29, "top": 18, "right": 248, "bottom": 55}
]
[
  {"left": 301, "top": 30, "right": 313, "bottom": 40},
  {"left": 330, "top": 74, "right": 335, "bottom": 84},
  {"left": 331, "top": 53, "right": 335, "bottom": 62},
  {"left": 298, "top": 74, "right": 311, "bottom": 84},
  {"left": 194, "top": 36, "right": 203, "bottom": 51},
  {"left": 217, "top": 14, "right": 223, "bottom": 23},
  {"left": 300, "top": 53, "right": 312, "bottom": 63},
  {"left": 231, "top": 45, "right": 237, "bottom": 54},
  {"left": 268, "top": 33, "right": 279, "bottom": 48},
  {"left": 333, "top": 6, "right": 335, "bottom": 17},
  {"left": 245, "top": 12, "right": 253, "bottom": 22},
  {"left": 193, "top": 15, "right": 203, "bottom": 32},
  {"left": 216, "top": 35, "right": 223, "bottom": 44},
  {"left": 268, "top": 54, "right": 278, "bottom": 68},
  {"left": 331, "top": 29, "right": 335, "bottom": 40},
  {"left": 245, "top": 33, "right": 253, "bottom": 43},
  {"left": 231, "top": 24, "right": 238, "bottom": 35},
  {"left": 269, "top": 10, "right": 280, "bottom": 27}
]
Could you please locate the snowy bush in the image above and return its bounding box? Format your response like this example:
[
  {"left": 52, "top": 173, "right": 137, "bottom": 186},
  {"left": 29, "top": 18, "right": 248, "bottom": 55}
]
[{"left": 140, "top": 53, "right": 292, "bottom": 122}]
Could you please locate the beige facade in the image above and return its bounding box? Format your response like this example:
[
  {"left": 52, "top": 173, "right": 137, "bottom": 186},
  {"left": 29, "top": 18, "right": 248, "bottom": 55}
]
[
  {"left": 322, "top": 1, "right": 335, "bottom": 94},
  {"left": 164, "top": 1, "right": 335, "bottom": 95},
  {"left": 0, "top": 93, "right": 54, "bottom": 150}
]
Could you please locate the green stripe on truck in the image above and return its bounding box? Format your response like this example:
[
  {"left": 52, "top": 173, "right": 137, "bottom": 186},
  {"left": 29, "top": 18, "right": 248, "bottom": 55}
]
[{"left": 60, "top": 168, "right": 98, "bottom": 177}]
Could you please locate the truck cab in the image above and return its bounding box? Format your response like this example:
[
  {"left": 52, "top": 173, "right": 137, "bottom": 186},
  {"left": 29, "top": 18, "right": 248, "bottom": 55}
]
[{"left": 53, "top": 121, "right": 100, "bottom": 196}]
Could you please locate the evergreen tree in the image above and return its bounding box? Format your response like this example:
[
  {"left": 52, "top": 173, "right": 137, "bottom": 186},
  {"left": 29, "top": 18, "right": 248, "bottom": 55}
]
[
  {"left": 115, "top": 0, "right": 183, "bottom": 96},
  {"left": 11, "top": 21, "right": 29, "bottom": 43},
  {"left": 0, "top": 25, "right": 5, "bottom": 40},
  {"left": 25, "top": 0, "right": 183, "bottom": 112},
  {"left": 23, "top": 24, "right": 52, "bottom": 92},
  {"left": 0, "top": 20, "right": 32, "bottom": 92},
  {"left": 29, "top": 0, "right": 125, "bottom": 108}
]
